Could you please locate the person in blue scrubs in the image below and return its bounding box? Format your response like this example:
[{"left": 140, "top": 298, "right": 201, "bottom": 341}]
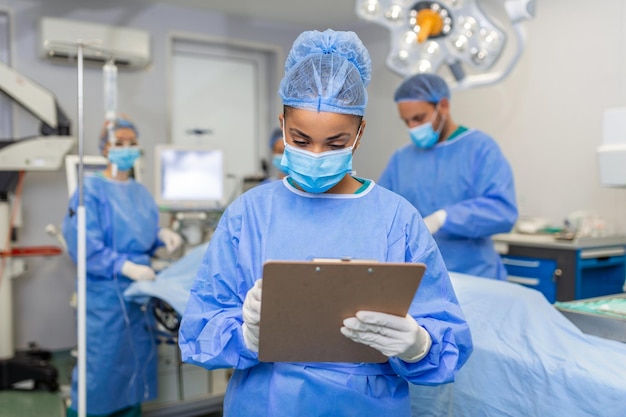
[
  {"left": 379, "top": 73, "right": 518, "bottom": 280},
  {"left": 63, "top": 118, "right": 183, "bottom": 417},
  {"left": 178, "top": 30, "right": 472, "bottom": 417}
]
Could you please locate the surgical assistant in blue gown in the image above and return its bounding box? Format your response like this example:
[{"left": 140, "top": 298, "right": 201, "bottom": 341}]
[
  {"left": 179, "top": 179, "right": 472, "bottom": 417},
  {"left": 379, "top": 73, "right": 517, "bottom": 280},
  {"left": 63, "top": 174, "right": 159, "bottom": 415}
]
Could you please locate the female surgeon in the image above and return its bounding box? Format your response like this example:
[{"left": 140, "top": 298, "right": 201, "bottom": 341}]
[
  {"left": 178, "top": 29, "right": 473, "bottom": 417},
  {"left": 62, "top": 117, "right": 183, "bottom": 417}
]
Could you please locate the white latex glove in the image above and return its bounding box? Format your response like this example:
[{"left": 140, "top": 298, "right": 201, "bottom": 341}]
[
  {"left": 242, "top": 279, "right": 263, "bottom": 352},
  {"left": 340, "top": 311, "right": 432, "bottom": 362},
  {"left": 121, "top": 260, "right": 156, "bottom": 281},
  {"left": 158, "top": 228, "right": 183, "bottom": 253},
  {"left": 423, "top": 209, "right": 447, "bottom": 234}
]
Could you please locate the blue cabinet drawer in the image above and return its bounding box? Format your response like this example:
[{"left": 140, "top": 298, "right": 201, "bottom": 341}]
[
  {"left": 577, "top": 248, "right": 626, "bottom": 299},
  {"left": 501, "top": 256, "right": 558, "bottom": 302}
]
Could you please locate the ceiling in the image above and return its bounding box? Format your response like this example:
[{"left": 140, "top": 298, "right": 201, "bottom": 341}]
[{"left": 148, "top": 0, "right": 364, "bottom": 28}]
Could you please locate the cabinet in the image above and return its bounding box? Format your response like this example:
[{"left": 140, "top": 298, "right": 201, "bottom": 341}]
[{"left": 494, "top": 234, "right": 626, "bottom": 303}]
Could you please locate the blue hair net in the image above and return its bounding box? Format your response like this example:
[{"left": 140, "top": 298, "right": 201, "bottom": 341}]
[
  {"left": 98, "top": 118, "right": 139, "bottom": 153},
  {"left": 269, "top": 128, "right": 283, "bottom": 150},
  {"left": 279, "top": 29, "right": 371, "bottom": 116},
  {"left": 394, "top": 73, "right": 450, "bottom": 104}
]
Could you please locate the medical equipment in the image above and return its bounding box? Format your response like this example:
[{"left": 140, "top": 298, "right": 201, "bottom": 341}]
[
  {"left": 154, "top": 144, "right": 226, "bottom": 249},
  {"left": 154, "top": 144, "right": 225, "bottom": 212},
  {"left": 556, "top": 294, "right": 626, "bottom": 343},
  {"left": 0, "top": 60, "right": 75, "bottom": 391},
  {"left": 355, "top": 0, "right": 536, "bottom": 90}
]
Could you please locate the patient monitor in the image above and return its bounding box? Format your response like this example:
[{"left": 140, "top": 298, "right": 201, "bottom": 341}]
[{"left": 154, "top": 144, "right": 224, "bottom": 211}]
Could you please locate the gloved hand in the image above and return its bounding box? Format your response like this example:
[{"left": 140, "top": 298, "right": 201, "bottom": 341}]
[
  {"left": 423, "top": 209, "right": 447, "bottom": 234},
  {"left": 121, "top": 260, "right": 156, "bottom": 281},
  {"left": 242, "top": 279, "right": 263, "bottom": 352},
  {"left": 158, "top": 228, "right": 183, "bottom": 253},
  {"left": 340, "top": 311, "right": 432, "bottom": 362}
]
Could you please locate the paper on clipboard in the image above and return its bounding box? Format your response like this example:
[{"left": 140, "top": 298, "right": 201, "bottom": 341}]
[{"left": 258, "top": 260, "right": 425, "bottom": 363}]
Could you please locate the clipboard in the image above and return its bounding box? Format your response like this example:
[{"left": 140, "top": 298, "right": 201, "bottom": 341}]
[{"left": 258, "top": 260, "right": 426, "bottom": 363}]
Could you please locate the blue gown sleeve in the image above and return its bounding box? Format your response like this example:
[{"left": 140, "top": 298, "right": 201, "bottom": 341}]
[
  {"left": 440, "top": 141, "right": 518, "bottom": 238},
  {"left": 178, "top": 206, "right": 259, "bottom": 370},
  {"left": 62, "top": 187, "right": 129, "bottom": 279},
  {"left": 388, "top": 206, "right": 473, "bottom": 384}
]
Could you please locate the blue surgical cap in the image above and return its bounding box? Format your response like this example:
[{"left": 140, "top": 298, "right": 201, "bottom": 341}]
[
  {"left": 269, "top": 128, "right": 283, "bottom": 150},
  {"left": 279, "top": 29, "right": 371, "bottom": 116},
  {"left": 98, "top": 118, "right": 139, "bottom": 153},
  {"left": 394, "top": 73, "right": 450, "bottom": 104}
]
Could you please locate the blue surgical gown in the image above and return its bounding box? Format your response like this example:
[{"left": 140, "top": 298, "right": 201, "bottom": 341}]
[
  {"left": 178, "top": 178, "right": 473, "bottom": 417},
  {"left": 62, "top": 174, "right": 159, "bottom": 415},
  {"left": 378, "top": 129, "right": 517, "bottom": 280}
]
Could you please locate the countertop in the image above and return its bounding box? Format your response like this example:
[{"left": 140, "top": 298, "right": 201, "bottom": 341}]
[{"left": 493, "top": 233, "right": 626, "bottom": 251}]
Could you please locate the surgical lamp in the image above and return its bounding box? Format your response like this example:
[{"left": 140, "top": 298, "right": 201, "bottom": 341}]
[{"left": 355, "top": 0, "right": 536, "bottom": 89}]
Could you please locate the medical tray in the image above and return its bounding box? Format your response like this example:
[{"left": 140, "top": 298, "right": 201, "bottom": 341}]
[{"left": 555, "top": 294, "right": 626, "bottom": 343}]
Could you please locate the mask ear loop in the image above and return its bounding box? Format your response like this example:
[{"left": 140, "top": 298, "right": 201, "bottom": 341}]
[
  {"left": 352, "top": 124, "right": 363, "bottom": 151},
  {"left": 433, "top": 103, "right": 446, "bottom": 135}
]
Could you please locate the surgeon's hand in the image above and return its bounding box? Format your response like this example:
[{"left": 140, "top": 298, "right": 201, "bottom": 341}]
[
  {"left": 424, "top": 209, "right": 447, "bottom": 234},
  {"left": 158, "top": 228, "right": 183, "bottom": 253},
  {"left": 340, "top": 311, "right": 432, "bottom": 362},
  {"left": 121, "top": 261, "right": 156, "bottom": 281},
  {"left": 242, "top": 279, "right": 263, "bottom": 352}
]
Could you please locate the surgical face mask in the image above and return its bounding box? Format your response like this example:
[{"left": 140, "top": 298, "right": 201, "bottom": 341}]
[
  {"left": 108, "top": 147, "right": 141, "bottom": 171},
  {"left": 280, "top": 121, "right": 361, "bottom": 193},
  {"left": 409, "top": 108, "right": 445, "bottom": 149}
]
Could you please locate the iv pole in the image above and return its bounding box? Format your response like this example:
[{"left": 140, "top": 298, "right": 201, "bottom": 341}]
[{"left": 76, "top": 42, "right": 87, "bottom": 417}]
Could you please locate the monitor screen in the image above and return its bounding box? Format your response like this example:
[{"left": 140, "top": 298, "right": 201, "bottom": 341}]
[
  {"left": 64, "top": 154, "right": 142, "bottom": 198},
  {"left": 155, "top": 145, "right": 224, "bottom": 211}
]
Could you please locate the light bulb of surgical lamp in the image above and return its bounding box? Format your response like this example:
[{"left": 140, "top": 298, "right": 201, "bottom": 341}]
[
  {"left": 385, "top": 5, "right": 404, "bottom": 23},
  {"left": 413, "top": 59, "right": 432, "bottom": 73},
  {"left": 431, "top": 3, "right": 441, "bottom": 12},
  {"left": 392, "top": 49, "right": 410, "bottom": 67},
  {"left": 458, "top": 16, "right": 477, "bottom": 37},
  {"left": 452, "top": 35, "right": 468, "bottom": 52},
  {"left": 403, "top": 30, "right": 418, "bottom": 46},
  {"left": 421, "top": 41, "right": 440, "bottom": 58},
  {"left": 479, "top": 28, "right": 500, "bottom": 50},
  {"left": 359, "top": 0, "right": 380, "bottom": 19},
  {"left": 471, "top": 48, "right": 489, "bottom": 65}
]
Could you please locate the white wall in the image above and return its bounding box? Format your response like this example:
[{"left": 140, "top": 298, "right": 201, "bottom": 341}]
[{"left": 3, "top": 0, "right": 626, "bottom": 350}]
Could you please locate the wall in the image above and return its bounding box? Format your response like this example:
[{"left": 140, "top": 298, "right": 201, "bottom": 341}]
[{"left": 3, "top": 0, "right": 626, "bottom": 350}]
